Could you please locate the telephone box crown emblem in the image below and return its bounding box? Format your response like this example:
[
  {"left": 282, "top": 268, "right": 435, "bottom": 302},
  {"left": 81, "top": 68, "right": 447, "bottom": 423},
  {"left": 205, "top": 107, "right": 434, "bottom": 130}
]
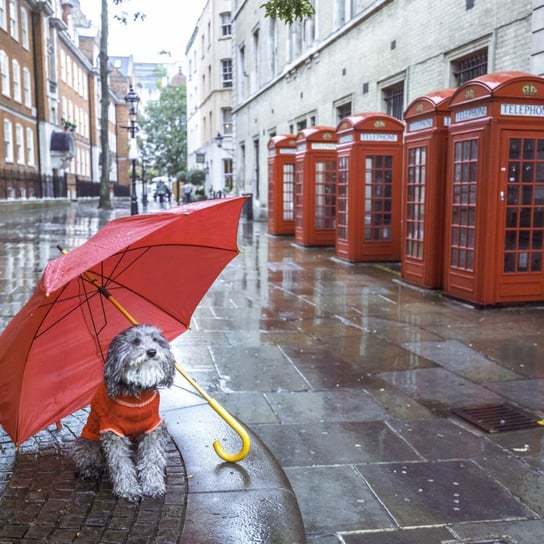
[{"left": 522, "top": 84, "right": 537, "bottom": 96}]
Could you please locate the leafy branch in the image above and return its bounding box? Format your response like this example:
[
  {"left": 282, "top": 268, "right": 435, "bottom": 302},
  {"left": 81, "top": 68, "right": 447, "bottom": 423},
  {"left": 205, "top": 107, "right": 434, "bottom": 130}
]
[{"left": 261, "top": 0, "right": 315, "bottom": 24}]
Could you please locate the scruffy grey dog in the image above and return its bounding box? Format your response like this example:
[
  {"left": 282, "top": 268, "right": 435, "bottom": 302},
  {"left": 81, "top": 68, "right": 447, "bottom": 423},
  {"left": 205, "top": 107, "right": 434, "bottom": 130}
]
[{"left": 73, "top": 324, "right": 176, "bottom": 503}]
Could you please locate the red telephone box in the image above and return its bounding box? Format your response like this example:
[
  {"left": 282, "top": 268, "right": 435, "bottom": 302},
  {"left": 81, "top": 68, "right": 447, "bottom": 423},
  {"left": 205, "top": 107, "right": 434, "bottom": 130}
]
[
  {"left": 335, "top": 113, "right": 404, "bottom": 262},
  {"left": 444, "top": 71, "right": 544, "bottom": 305},
  {"left": 267, "top": 135, "right": 297, "bottom": 235},
  {"left": 402, "top": 90, "right": 454, "bottom": 287},
  {"left": 294, "top": 127, "right": 338, "bottom": 246}
]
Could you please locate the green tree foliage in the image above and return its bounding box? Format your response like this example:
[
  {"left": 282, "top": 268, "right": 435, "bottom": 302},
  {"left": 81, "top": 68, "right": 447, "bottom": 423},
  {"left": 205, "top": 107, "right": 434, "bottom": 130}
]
[
  {"left": 139, "top": 85, "right": 188, "bottom": 180},
  {"left": 261, "top": 0, "right": 315, "bottom": 24}
]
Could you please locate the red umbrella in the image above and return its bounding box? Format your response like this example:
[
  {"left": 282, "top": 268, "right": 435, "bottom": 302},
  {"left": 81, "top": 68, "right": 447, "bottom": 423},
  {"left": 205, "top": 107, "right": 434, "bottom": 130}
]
[{"left": 0, "top": 197, "right": 249, "bottom": 459}]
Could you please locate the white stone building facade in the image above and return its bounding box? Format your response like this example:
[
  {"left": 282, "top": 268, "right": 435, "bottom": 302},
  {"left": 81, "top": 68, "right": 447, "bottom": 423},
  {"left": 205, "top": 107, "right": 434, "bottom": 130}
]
[
  {"left": 231, "top": 0, "right": 539, "bottom": 219},
  {"left": 186, "top": 0, "right": 233, "bottom": 197}
]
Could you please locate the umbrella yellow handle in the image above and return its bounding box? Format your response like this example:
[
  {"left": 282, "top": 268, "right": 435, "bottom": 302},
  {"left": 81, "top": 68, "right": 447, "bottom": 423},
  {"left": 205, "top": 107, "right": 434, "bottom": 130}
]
[{"left": 175, "top": 364, "right": 251, "bottom": 462}]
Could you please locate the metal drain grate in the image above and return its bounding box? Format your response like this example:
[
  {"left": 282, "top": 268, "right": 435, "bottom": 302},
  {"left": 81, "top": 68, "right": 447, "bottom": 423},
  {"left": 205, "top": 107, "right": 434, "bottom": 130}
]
[
  {"left": 452, "top": 403, "right": 541, "bottom": 433},
  {"left": 464, "top": 541, "right": 511, "bottom": 544},
  {"left": 443, "top": 537, "right": 512, "bottom": 544}
]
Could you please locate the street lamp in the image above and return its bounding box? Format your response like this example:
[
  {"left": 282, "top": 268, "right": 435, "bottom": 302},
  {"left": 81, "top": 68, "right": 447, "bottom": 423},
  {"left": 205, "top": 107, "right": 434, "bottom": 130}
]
[{"left": 124, "top": 85, "right": 140, "bottom": 215}]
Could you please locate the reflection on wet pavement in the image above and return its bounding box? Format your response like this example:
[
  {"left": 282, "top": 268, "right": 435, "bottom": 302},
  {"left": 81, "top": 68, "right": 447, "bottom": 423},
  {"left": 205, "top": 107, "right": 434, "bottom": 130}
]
[
  {"left": 197, "top": 220, "right": 544, "bottom": 543},
  {"left": 3, "top": 202, "right": 544, "bottom": 543}
]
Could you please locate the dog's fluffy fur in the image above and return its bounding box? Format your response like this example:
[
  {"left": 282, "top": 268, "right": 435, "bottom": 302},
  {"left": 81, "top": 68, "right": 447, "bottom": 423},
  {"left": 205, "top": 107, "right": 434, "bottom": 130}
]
[{"left": 72, "top": 324, "right": 176, "bottom": 503}]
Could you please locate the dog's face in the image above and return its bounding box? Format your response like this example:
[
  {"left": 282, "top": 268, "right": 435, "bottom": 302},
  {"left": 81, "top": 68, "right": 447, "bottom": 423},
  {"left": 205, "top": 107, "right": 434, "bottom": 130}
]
[{"left": 103, "top": 324, "right": 176, "bottom": 398}]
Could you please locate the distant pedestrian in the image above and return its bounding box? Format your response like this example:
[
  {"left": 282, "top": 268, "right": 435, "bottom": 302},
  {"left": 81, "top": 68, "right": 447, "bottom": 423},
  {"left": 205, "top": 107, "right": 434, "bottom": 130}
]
[
  {"left": 183, "top": 182, "right": 193, "bottom": 203},
  {"left": 156, "top": 181, "right": 167, "bottom": 204}
]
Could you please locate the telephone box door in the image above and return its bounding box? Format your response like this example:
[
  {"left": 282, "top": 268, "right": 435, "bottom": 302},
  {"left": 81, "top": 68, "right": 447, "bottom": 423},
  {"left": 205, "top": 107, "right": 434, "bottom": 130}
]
[
  {"left": 444, "top": 133, "right": 482, "bottom": 299},
  {"left": 497, "top": 131, "right": 544, "bottom": 299},
  {"left": 268, "top": 135, "right": 297, "bottom": 235}
]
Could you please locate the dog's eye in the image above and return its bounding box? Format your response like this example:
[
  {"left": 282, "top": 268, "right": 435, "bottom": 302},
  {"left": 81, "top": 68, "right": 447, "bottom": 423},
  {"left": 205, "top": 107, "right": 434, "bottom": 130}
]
[{"left": 132, "top": 338, "right": 142, "bottom": 346}]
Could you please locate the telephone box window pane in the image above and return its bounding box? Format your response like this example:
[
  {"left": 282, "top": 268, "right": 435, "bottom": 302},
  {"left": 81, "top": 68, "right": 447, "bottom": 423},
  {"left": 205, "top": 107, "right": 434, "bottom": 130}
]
[
  {"left": 364, "top": 154, "right": 394, "bottom": 241},
  {"left": 504, "top": 254, "right": 515, "bottom": 272},
  {"left": 522, "top": 164, "right": 534, "bottom": 183},
  {"left": 509, "top": 139, "right": 521, "bottom": 160},
  {"left": 535, "top": 209, "right": 544, "bottom": 228},
  {"left": 522, "top": 187, "right": 533, "bottom": 206},
  {"left": 537, "top": 163, "right": 544, "bottom": 183},
  {"left": 523, "top": 139, "right": 535, "bottom": 160},
  {"left": 505, "top": 230, "right": 517, "bottom": 249},
  {"left": 508, "top": 162, "right": 520, "bottom": 182},
  {"left": 538, "top": 140, "right": 544, "bottom": 160},
  {"left": 506, "top": 209, "right": 518, "bottom": 229},
  {"left": 507, "top": 186, "right": 518, "bottom": 205}
]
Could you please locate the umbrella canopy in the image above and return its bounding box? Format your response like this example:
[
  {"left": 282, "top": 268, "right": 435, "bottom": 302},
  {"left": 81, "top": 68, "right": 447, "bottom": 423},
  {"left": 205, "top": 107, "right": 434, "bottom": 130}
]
[{"left": 0, "top": 197, "right": 246, "bottom": 446}]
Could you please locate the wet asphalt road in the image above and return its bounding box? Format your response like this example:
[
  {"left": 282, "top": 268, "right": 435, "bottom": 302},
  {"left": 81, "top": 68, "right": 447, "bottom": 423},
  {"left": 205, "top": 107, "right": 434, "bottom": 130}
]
[{"left": 3, "top": 199, "right": 544, "bottom": 542}]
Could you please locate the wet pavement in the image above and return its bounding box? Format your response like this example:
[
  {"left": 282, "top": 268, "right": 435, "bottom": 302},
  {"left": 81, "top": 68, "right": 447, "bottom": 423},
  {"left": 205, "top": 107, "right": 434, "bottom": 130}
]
[{"left": 3, "top": 199, "right": 544, "bottom": 542}]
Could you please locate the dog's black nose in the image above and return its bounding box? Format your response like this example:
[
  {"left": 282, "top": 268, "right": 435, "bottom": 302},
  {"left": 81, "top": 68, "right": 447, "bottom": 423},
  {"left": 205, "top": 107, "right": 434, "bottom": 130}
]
[{"left": 147, "top": 349, "right": 157, "bottom": 358}]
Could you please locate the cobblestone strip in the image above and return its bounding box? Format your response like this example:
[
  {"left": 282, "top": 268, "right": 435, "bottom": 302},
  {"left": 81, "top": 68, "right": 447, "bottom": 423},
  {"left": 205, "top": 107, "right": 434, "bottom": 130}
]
[{"left": 0, "top": 410, "right": 187, "bottom": 543}]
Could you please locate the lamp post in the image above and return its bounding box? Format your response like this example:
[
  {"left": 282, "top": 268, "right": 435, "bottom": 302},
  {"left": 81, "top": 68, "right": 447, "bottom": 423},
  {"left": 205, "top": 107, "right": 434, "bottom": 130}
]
[{"left": 124, "top": 85, "right": 140, "bottom": 215}]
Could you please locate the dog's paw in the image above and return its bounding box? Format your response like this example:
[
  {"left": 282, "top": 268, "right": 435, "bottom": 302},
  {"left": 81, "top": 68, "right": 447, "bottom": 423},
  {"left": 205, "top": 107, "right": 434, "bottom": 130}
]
[
  {"left": 141, "top": 478, "right": 166, "bottom": 498},
  {"left": 75, "top": 466, "right": 103, "bottom": 481},
  {"left": 115, "top": 484, "right": 143, "bottom": 504}
]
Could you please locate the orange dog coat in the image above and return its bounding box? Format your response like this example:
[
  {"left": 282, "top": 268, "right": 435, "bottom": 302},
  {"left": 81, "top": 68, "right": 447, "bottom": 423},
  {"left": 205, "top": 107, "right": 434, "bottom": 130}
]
[{"left": 81, "top": 382, "right": 163, "bottom": 440}]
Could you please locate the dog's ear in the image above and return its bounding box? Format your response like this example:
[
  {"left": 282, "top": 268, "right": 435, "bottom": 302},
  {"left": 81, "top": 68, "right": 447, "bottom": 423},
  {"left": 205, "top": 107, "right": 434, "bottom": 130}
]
[{"left": 103, "top": 331, "right": 126, "bottom": 397}]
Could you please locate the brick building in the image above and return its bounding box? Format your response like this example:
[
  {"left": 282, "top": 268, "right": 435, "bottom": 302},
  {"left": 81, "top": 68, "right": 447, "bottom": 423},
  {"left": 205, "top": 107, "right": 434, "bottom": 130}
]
[{"left": 0, "top": 0, "right": 133, "bottom": 199}]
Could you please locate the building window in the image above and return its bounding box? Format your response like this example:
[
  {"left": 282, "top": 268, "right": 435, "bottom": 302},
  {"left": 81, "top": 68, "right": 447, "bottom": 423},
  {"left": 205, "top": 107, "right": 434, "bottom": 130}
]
[
  {"left": 220, "top": 12, "right": 231, "bottom": 37},
  {"left": 15, "top": 123, "right": 23, "bottom": 164},
  {"left": 12, "top": 59, "right": 20, "bottom": 102},
  {"left": 221, "top": 107, "right": 232, "bottom": 135},
  {"left": 252, "top": 29, "right": 260, "bottom": 89},
  {"left": 0, "top": 0, "right": 6, "bottom": 30},
  {"left": 20, "top": 7, "right": 28, "bottom": 49},
  {"left": 0, "top": 51, "right": 9, "bottom": 97},
  {"left": 336, "top": 102, "right": 352, "bottom": 123},
  {"left": 25, "top": 126, "right": 34, "bottom": 165},
  {"left": 223, "top": 158, "right": 233, "bottom": 191},
  {"left": 452, "top": 49, "right": 488, "bottom": 85},
  {"left": 60, "top": 52, "right": 66, "bottom": 82},
  {"left": 4, "top": 118, "right": 13, "bottom": 162},
  {"left": 383, "top": 81, "right": 404, "bottom": 120},
  {"left": 221, "top": 59, "right": 232, "bottom": 88},
  {"left": 335, "top": 0, "right": 353, "bottom": 28},
  {"left": 23, "top": 67, "right": 30, "bottom": 107},
  {"left": 9, "top": 0, "right": 17, "bottom": 41},
  {"left": 66, "top": 57, "right": 72, "bottom": 88},
  {"left": 269, "top": 16, "right": 277, "bottom": 76}
]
